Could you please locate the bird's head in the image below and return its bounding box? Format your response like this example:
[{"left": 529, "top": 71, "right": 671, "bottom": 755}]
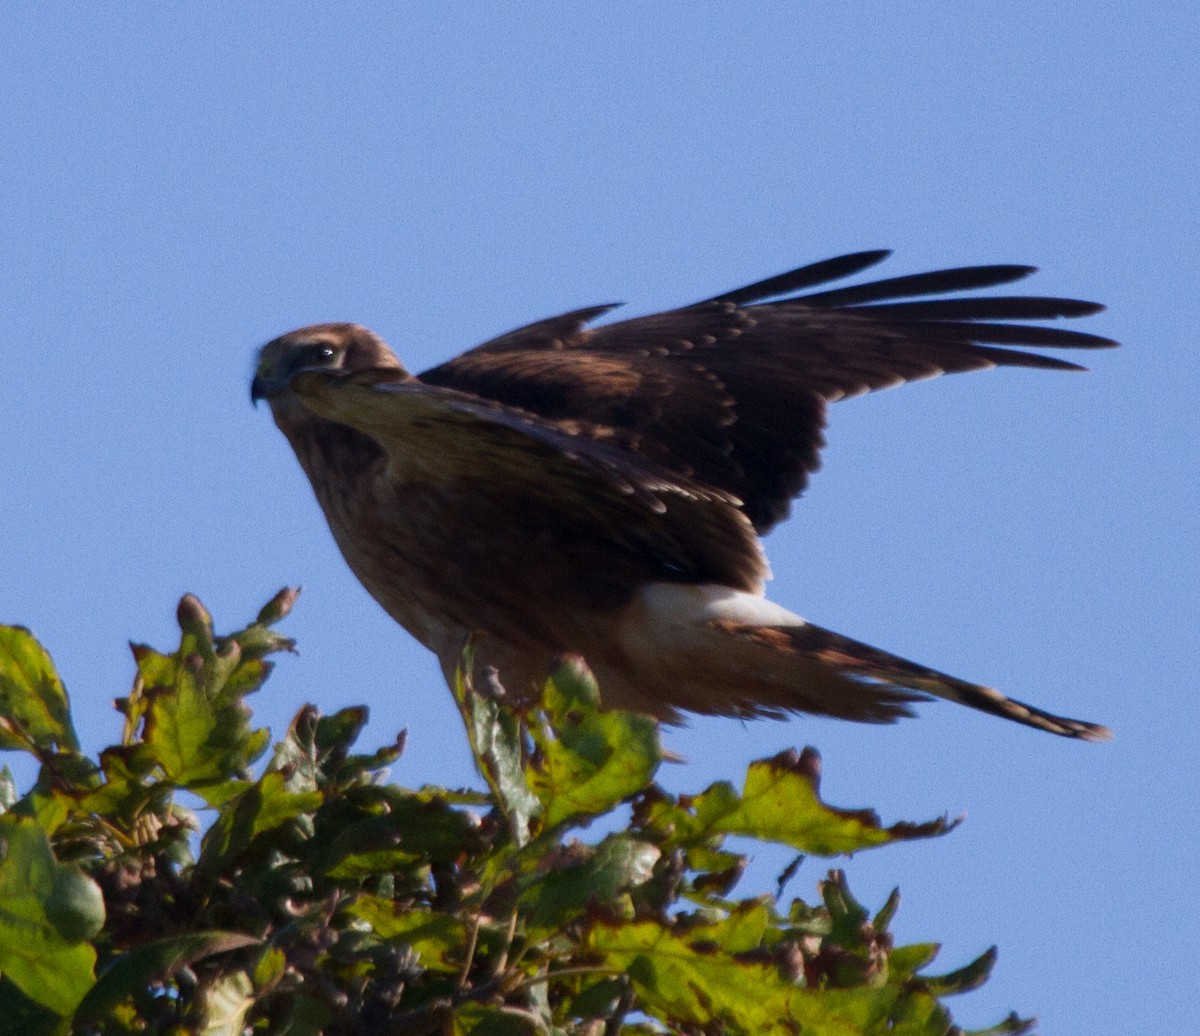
[{"left": 251, "top": 323, "right": 408, "bottom": 409}]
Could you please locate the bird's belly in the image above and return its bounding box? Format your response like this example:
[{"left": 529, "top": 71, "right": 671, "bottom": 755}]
[{"left": 322, "top": 478, "right": 640, "bottom": 675}]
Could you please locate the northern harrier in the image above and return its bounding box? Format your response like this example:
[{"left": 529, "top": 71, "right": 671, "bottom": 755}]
[{"left": 252, "top": 250, "right": 1114, "bottom": 740}]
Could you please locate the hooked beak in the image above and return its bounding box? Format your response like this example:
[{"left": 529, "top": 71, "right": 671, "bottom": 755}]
[
  {"left": 250, "top": 367, "right": 287, "bottom": 405},
  {"left": 250, "top": 374, "right": 266, "bottom": 405}
]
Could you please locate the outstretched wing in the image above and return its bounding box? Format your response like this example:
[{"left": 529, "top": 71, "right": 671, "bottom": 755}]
[{"left": 421, "top": 251, "right": 1116, "bottom": 530}]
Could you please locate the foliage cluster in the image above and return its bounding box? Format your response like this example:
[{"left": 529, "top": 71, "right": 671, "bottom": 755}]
[{"left": 0, "top": 592, "right": 1036, "bottom": 1034}]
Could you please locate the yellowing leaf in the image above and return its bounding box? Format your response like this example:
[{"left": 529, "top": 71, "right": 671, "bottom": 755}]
[
  {"left": 586, "top": 917, "right": 908, "bottom": 1035},
  {"left": 0, "top": 626, "right": 78, "bottom": 754},
  {"left": 640, "top": 747, "right": 958, "bottom": 856}
]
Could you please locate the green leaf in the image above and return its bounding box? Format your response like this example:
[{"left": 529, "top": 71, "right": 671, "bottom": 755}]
[
  {"left": 323, "top": 846, "right": 421, "bottom": 880},
  {"left": 0, "top": 818, "right": 96, "bottom": 1015},
  {"left": 135, "top": 596, "right": 278, "bottom": 791},
  {"left": 79, "top": 748, "right": 166, "bottom": 825},
  {"left": 12, "top": 775, "right": 73, "bottom": 836},
  {"left": 221, "top": 590, "right": 299, "bottom": 672},
  {"left": 880, "top": 990, "right": 956, "bottom": 1036},
  {"left": 348, "top": 897, "right": 467, "bottom": 972},
  {"left": 0, "top": 626, "right": 79, "bottom": 754},
  {"left": 0, "top": 939, "right": 93, "bottom": 1019},
  {"left": 73, "top": 931, "right": 260, "bottom": 1024},
  {"left": 451, "top": 652, "right": 541, "bottom": 844},
  {"left": 887, "top": 942, "right": 941, "bottom": 981},
  {"left": 586, "top": 917, "right": 906, "bottom": 1035},
  {"left": 451, "top": 1002, "right": 543, "bottom": 1035},
  {"left": 198, "top": 771, "right": 322, "bottom": 872},
  {"left": 686, "top": 846, "right": 748, "bottom": 897},
  {"left": 0, "top": 591, "right": 1037, "bottom": 1034},
  {"left": 273, "top": 992, "right": 336, "bottom": 1036},
  {"left": 0, "top": 978, "right": 70, "bottom": 1036},
  {"left": 640, "top": 747, "right": 958, "bottom": 856},
  {"left": 144, "top": 675, "right": 268, "bottom": 790},
  {"left": 267, "top": 705, "right": 324, "bottom": 792},
  {"left": 250, "top": 945, "right": 286, "bottom": 991},
  {"left": 526, "top": 658, "right": 661, "bottom": 830},
  {"left": 313, "top": 785, "right": 481, "bottom": 882},
  {"left": 962, "top": 1011, "right": 1038, "bottom": 1036},
  {"left": 43, "top": 866, "right": 105, "bottom": 944},
  {"left": 191, "top": 969, "right": 254, "bottom": 1036},
  {"left": 921, "top": 945, "right": 998, "bottom": 996},
  {"left": 564, "top": 977, "right": 625, "bottom": 1021},
  {"left": 256, "top": 587, "right": 300, "bottom": 626},
  {"left": 314, "top": 705, "right": 370, "bottom": 758},
  {"left": 520, "top": 834, "right": 660, "bottom": 930}
]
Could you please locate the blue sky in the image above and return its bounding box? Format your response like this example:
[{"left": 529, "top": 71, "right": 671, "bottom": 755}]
[{"left": 2, "top": 5, "right": 1196, "bottom": 1032}]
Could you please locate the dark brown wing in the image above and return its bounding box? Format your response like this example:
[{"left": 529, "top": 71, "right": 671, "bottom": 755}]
[
  {"left": 287, "top": 369, "right": 767, "bottom": 596},
  {"left": 420, "top": 251, "right": 1116, "bottom": 531}
]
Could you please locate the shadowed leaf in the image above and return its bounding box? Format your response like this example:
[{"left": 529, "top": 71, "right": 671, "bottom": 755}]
[
  {"left": 0, "top": 590, "right": 1044, "bottom": 1034},
  {"left": 922, "top": 945, "right": 998, "bottom": 996},
  {"left": 198, "top": 771, "right": 323, "bottom": 873},
  {"left": 586, "top": 916, "right": 918, "bottom": 1035},
  {"left": 520, "top": 834, "right": 660, "bottom": 930},
  {"left": 73, "top": 931, "right": 261, "bottom": 1024},
  {"left": 0, "top": 818, "right": 96, "bottom": 1015},
  {"left": 451, "top": 652, "right": 541, "bottom": 844},
  {"left": 348, "top": 898, "right": 467, "bottom": 973}
]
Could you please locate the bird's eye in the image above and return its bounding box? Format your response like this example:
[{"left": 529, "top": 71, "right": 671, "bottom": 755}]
[{"left": 305, "top": 343, "right": 339, "bottom": 365}]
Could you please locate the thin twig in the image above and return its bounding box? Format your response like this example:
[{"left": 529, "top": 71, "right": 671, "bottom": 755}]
[{"left": 456, "top": 916, "right": 480, "bottom": 991}]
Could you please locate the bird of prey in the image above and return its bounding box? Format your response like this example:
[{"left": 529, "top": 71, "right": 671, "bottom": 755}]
[{"left": 252, "top": 250, "right": 1114, "bottom": 740}]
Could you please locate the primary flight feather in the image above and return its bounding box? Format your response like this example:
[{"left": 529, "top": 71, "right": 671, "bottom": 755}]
[{"left": 252, "top": 250, "right": 1114, "bottom": 740}]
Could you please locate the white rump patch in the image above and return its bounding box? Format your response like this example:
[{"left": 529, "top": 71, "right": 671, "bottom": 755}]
[
  {"left": 616, "top": 583, "right": 807, "bottom": 666},
  {"left": 647, "top": 583, "right": 806, "bottom": 627}
]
